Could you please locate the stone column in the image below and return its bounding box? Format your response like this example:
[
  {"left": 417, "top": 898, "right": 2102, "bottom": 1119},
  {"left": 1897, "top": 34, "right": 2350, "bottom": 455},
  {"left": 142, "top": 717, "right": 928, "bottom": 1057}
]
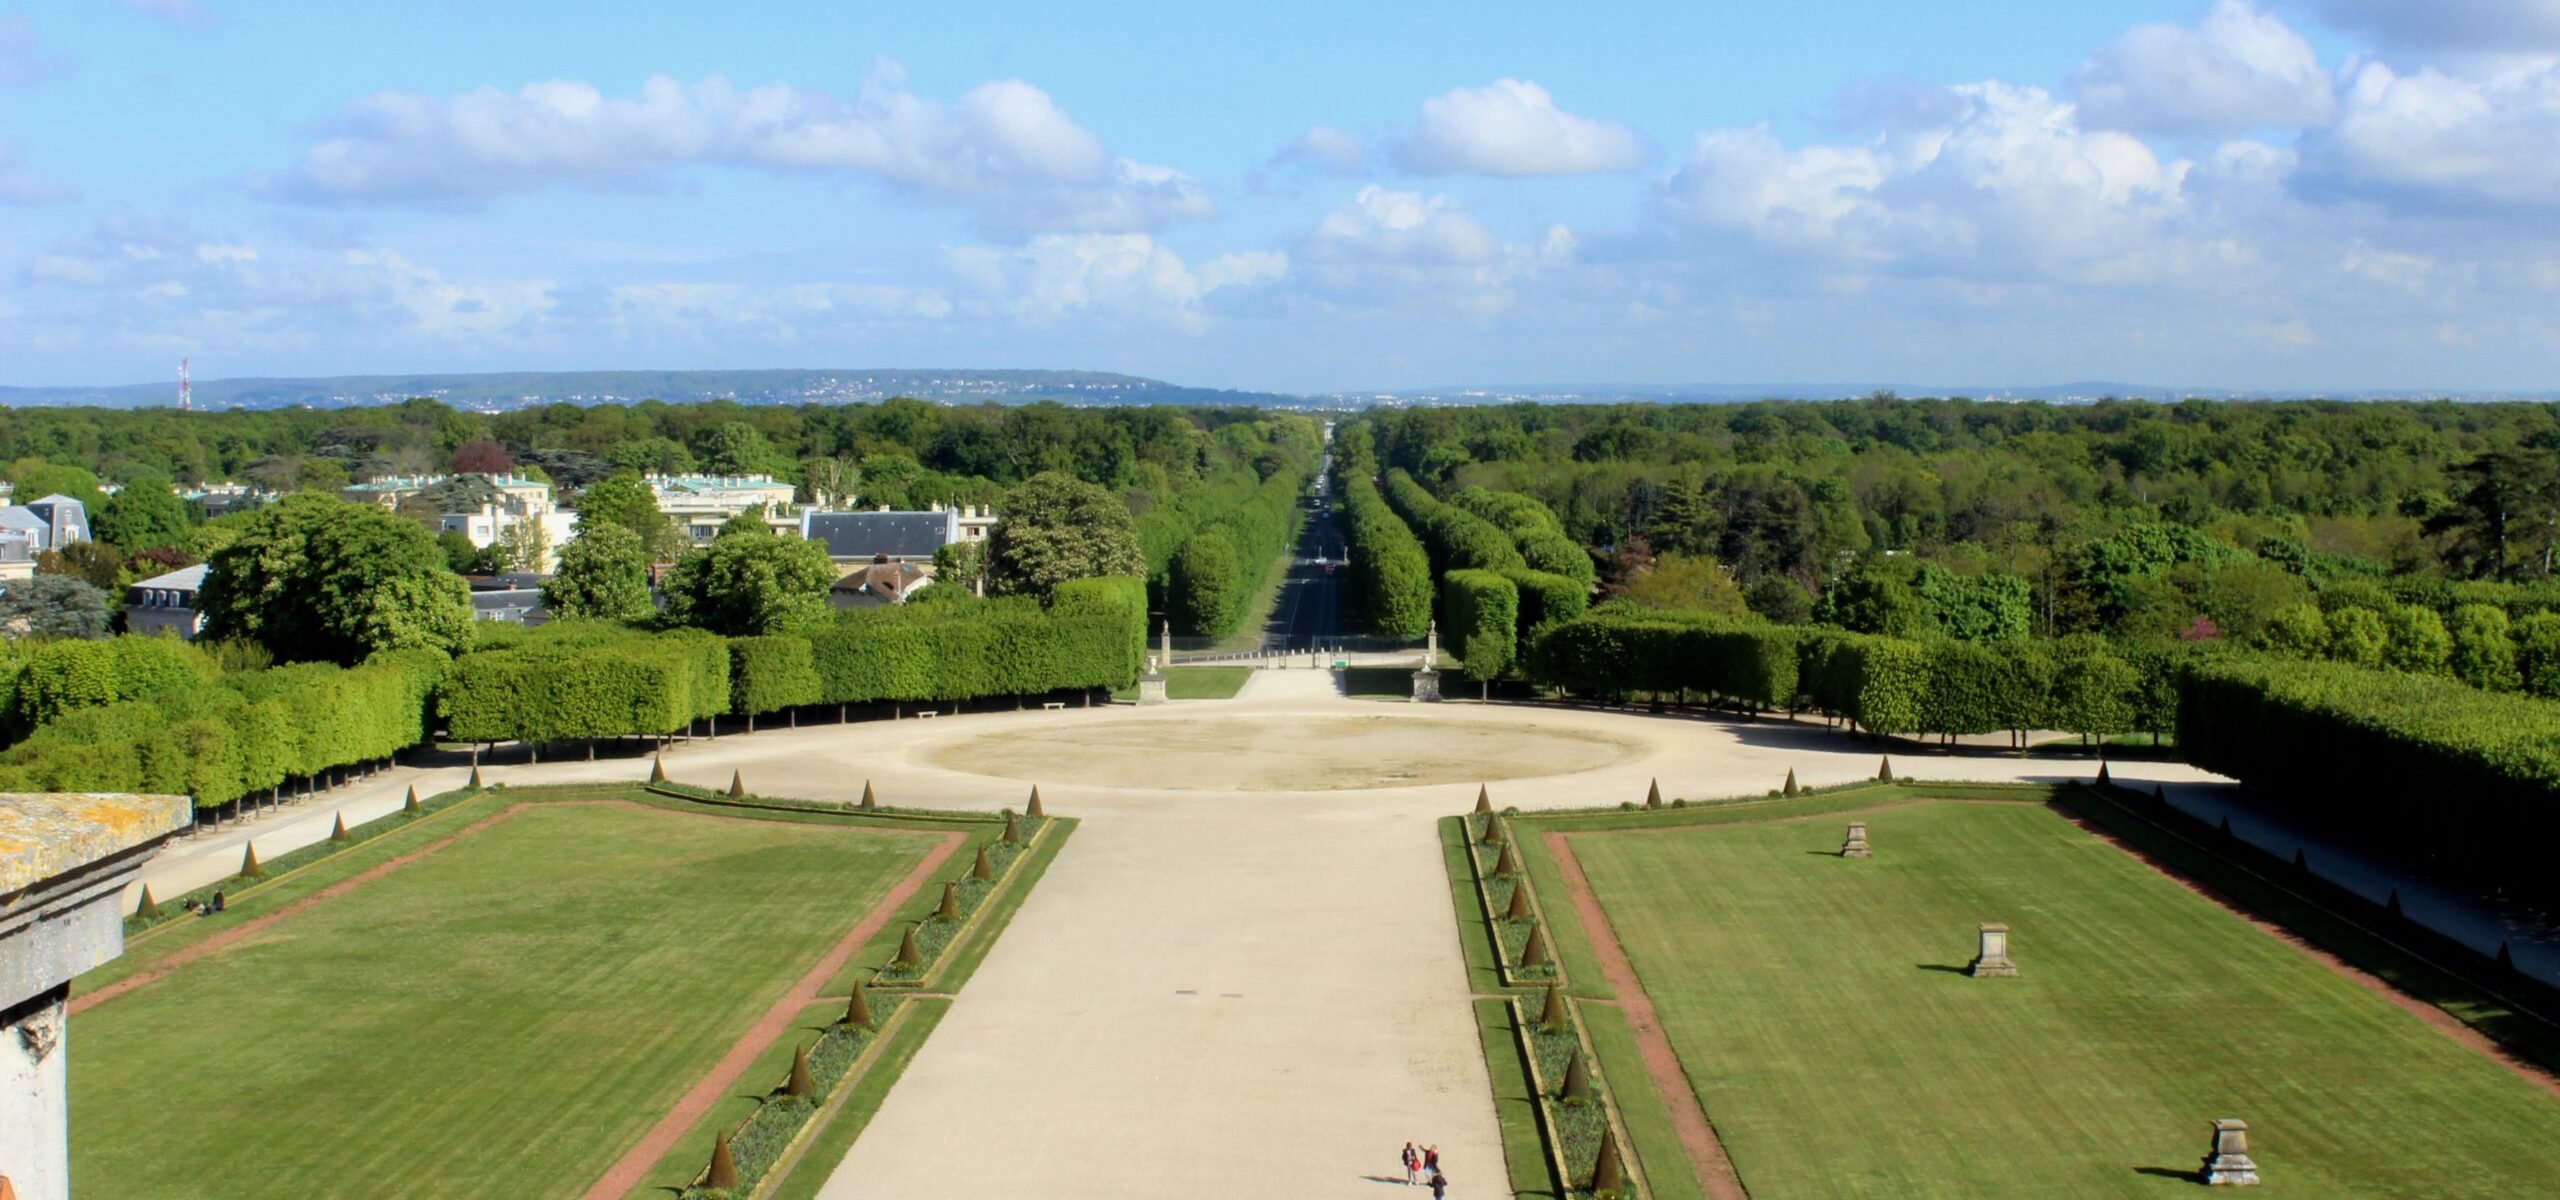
[
  {"left": 1411, "top": 621, "right": 1443, "bottom": 703},
  {"left": 1968, "top": 922, "right": 2017, "bottom": 977},
  {"left": 2201, "top": 1119, "right": 2260, "bottom": 1186},
  {"left": 1841, "top": 821, "right": 1872, "bottom": 858},
  {"left": 1, "top": 792, "right": 191, "bottom": 1200}
]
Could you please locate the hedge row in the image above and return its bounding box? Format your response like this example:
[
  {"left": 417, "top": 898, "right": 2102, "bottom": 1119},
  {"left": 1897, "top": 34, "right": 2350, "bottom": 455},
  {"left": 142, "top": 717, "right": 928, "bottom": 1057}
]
[
  {"left": 439, "top": 623, "right": 730, "bottom": 743},
  {"left": 2179, "top": 657, "right": 2560, "bottom": 857},
  {"left": 1522, "top": 608, "right": 2179, "bottom": 740},
  {"left": 1168, "top": 466, "right": 1309, "bottom": 637},
  {"left": 1443, "top": 570, "right": 1519, "bottom": 686},
  {"left": 722, "top": 577, "right": 1147, "bottom": 719},
  {"left": 0, "top": 650, "right": 444, "bottom": 809},
  {"left": 1452, "top": 486, "right": 1597, "bottom": 588},
  {"left": 1383, "top": 468, "right": 1529, "bottom": 575},
  {"left": 1337, "top": 438, "right": 1433, "bottom": 639}
]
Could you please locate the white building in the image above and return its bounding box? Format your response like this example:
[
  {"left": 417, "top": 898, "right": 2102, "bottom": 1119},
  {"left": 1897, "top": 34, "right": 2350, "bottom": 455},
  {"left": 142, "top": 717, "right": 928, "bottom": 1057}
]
[
  {"left": 124, "top": 564, "right": 208, "bottom": 640},
  {"left": 647, "top": 474, "right": 800, "bottom": 544},
  {"left": 437, "top": 477, "right": 579, "bottom": 573}
]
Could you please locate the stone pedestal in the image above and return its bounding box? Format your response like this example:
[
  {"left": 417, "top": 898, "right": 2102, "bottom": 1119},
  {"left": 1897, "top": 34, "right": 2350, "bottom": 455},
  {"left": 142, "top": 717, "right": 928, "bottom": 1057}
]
[
  {"left": 1411, "top": 669, "right": 1442, "bottom": 703},
  {"left": 1968, "top": 922, "right": 2017, "bottom": 978},
  {"left": 2, "top": 792, "right": 191, "bottom": 1200},
  {"left": 2201, "top": 1119, "right": 2260, "bottom": 1186},
  {"left": 1137, "top": 655, "right": 1169, "bottom": 706},
  {"left": 1841, "top": 821, "right": 1872, "bottom": 858}
]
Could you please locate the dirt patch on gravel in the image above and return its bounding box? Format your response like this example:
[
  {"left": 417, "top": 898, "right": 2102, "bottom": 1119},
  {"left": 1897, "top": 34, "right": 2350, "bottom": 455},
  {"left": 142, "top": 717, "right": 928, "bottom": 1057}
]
[{"left": 924, "top": 713, "right": 1641, "bottom": 792}]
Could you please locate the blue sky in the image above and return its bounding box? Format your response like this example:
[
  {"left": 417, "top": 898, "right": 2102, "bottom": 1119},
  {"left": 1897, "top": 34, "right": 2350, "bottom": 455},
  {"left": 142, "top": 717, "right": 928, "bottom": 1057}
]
[{"left": 1, "top": 0, "right": 2556, "bottom": 393}]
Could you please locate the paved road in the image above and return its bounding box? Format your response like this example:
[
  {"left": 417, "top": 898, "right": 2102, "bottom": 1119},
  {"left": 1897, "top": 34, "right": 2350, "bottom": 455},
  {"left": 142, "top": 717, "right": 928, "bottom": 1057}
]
[{"left": 1264, "top": 499, "right": 1344, "bottom": 652}]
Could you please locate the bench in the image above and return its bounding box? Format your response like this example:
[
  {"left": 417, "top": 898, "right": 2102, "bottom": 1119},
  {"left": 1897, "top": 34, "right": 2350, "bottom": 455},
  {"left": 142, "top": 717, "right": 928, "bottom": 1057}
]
[{"left": 1041, "top": 702, "right": 1066, "bottom": 710}]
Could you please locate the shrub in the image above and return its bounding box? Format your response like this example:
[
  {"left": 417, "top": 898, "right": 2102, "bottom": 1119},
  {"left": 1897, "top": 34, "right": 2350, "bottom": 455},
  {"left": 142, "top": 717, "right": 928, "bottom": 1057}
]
[{"left": 1444, "top": 570, "right": 1520, "bottom": 686}]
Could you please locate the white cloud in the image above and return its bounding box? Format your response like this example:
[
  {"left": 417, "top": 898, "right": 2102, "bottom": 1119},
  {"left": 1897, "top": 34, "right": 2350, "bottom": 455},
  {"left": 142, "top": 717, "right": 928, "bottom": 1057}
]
[
  {"left": 2309, "top": 0, "right": 2560, "bottom": 53},
  {"left": 1394, "top": 79, "right": 1648, "bottom": 176},
  {"left": 0, "top": 16, "right": 68, "bottom": 87},
  {"left": 945, "top": 233, "right": 1283, "bottom": 329},
  {"left": 1294, "top": 185, "right": 1570, "bottom": 313},
  {"left": 267, "top": 60, "right": 1213, "bottom": 234},
  {"left": 1273, "top": 126, "right": 1367, "bottom": 174},
  {"left": 2072, "top": 1, "right": 2333, "bottom": 135},
  {"left": 0, "top": 142, "right": 75, "bottom": 204},
  {"left": 2296, "top": 58, "right": 2560, "bottom": 213},
  {"left": 1662, "top": 82, "right": 2199, "bottom": 285}
]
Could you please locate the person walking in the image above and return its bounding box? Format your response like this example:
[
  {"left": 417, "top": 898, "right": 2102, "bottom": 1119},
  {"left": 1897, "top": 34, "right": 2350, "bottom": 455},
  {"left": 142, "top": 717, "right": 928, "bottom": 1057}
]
[
  {"left": 1401, "top": 1142, "right": 1420, "bottom": 1185},
  {"left": 1429, "top": 1169, "right": 1448, "bottom": 1199}
]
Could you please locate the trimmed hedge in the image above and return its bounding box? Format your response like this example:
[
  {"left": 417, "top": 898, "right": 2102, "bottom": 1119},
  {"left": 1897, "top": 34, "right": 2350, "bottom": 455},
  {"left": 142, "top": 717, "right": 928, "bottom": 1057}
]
[
  {"left": 1383, "top": 469, "right": 1528, "bottom": 575},
  {"left": 1443, "top": 569, "right": 1520, "bottom": 684},
  {"left": 1454, "top": 486, "right": 1597, "bottom": 589},
  {"left": 1168, "top": 528, "right": 1245, "bottom": 638},
  {"left": 1502, "top": 568, "right": 1589, "bottom": 641},
  {"left": 0, "top": 650, "right": 444, "bottom": 809},
  {"left": 730, "top": 635, "right": 822, "bottom": 717},
  {"left": 1522, "top": 606, "right": 1799, "bottom": 710},
  {"left": 2179, "top": 655, "right": 2560, "bottom": 887},
  {"left": 1336, "top": 434, "right": 1433, "bottom": 639},
  {"left": 440, "top": 623, "right": 729, "bottom": 743}
]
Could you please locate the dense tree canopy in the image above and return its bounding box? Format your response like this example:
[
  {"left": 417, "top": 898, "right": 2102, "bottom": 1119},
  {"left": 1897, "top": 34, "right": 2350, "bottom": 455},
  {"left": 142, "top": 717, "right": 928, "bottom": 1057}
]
[
  {"left": 987, "top": 472, "right": 1145, "bottom": 601},
  {"left": 657, "top": 523, "right": 834, "bottom": 636},
  {"left": 543, "top": 523, "right": 654, "bottom": 621},
  {"left": 196, "top": 493, "right": 472, "bottom": 663}
]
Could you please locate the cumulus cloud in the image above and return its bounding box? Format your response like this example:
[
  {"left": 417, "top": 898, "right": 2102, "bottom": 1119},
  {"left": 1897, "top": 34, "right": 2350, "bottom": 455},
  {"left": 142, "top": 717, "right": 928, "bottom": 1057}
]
[
  {"left": 1393, "top": 79, "right": 1648, "bottom": 176},
  {"left": 2296, "top": 58, "right": 2560, "bottom": 214},
  {"left": 1662, "top": 82, "right": 2202, "bottom": 285},
  {"left": 1272, "top": 126, "right": 1367, "bottom": 174},
  {"left": 2072, "top": 1, "right": 2333, "bottom": 135},
  {"left": 1294, "top": 185, "right": 1573, "bottom": 313},
  {"left": 266, "top": 60, "right": 1213, "bottom": 234},
  {"left": 2310, "top": 0, "right": 2560, "bottom": 54},
  {"left": 945, "top": 233, "right": 1284, "bottom": 329}
]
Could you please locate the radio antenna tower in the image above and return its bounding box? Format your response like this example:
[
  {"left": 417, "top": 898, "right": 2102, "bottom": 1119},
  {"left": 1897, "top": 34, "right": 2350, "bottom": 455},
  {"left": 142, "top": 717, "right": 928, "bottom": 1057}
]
[{"left": 179, "top": 357, "right": 191, "bottom": 412}]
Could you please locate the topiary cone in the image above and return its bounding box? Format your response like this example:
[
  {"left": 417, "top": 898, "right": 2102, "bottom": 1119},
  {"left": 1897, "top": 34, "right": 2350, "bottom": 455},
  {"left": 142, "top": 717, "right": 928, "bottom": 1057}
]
[
  {"left": 2218, "top": 814, "right": 2233, "bottom": 837},
  {"left": 649, "top": 755, "right": 667, "bottom": 784},
  {"left": 239, "top": 842, "right": 263, "bottom": 879},
  {"left": 2498, "top": 940, "right": 2515, "bottom": 971},
  {"left": 728, "top": 770, "right": 746, "bottom": 799},
  {"left": 937, "top": 881, "right": 960, "bottom": 921},
  {"left": 403, "top": 786, "right": 421, "bottom": 816},
  {"left": 1480, "top": 818, "right": 1505, "bottom": 848},
  {"left": 1560, "top": 1047, "right": 1592, "bottom": 1105},
  {"left": 894, "top": 925, "right": 921, "bottom": 969},
  {"left": 1494, "top": 842, "right": 1521, "bottom": 879},
  {"left": 1590, "top": 1127, "right": 1625, "bottom": 1197},
  {"left": 330, "top": 813, "right": 349, "bottom": 843},
  {"left": 2386, "top": 889, "right": 2403, "bottom": 918},
  {"left": 785, "top": 1043, "right": 816, "bottom": 1097},
  {"left": 1026, "top": 785, "right": 1045, "bottom": 819},
  {"left": 1645, "top": 778, "right": 1663, "bottom": 809},
  {"left": 2096, "top": 760, "right": 2112, "bottom": 786},
  {"left": 468, "top": 764, "right": 483, "bottom": 790},
  {"left": 1002, "top": 811, "right": 1021, "bottom": 846},
  {"left": 844, "top": 984, "right": 874, "bottom": 1029},
  {"left": 2152, "top": 783, "right": 2167, "bottom": 804},
  {"left": 706, "top": 1130, "right": 739, "bottom": 1191},
  {"left": 859, "top": 779, "right": 877, "bottom": 810},
  {"left": 135, "top": 884, "right": 161, "bottom": 920},
  {"left": 2294, "top": 847, "right": 2308, "bottom": 871},
  {"left": 973, "top": 846, "right": 994, "bottom": 881},
  {"left": 1505, "top": 885, "right": 1532, "bottom": 921},
  {"left": 1521, "top": 926, "right": 1550, "bottom": 969},
  {"left": 1877, "top": 755, "right": 1894, "bottom": 782},
  {"left": 1538, "top": 983, "right": 1568, "bottom": 1033},
  {"left": 1474, "top": 784, "right": 1492, "bottom": 815},
  {"left": 1783, "top": 768, "right": 1798, "bottom": 796}
]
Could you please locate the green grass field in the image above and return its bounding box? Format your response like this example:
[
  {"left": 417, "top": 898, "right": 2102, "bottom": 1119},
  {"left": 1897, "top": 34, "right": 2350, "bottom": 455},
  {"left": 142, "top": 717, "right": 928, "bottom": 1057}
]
[
  {"left": 1568, "top": 800, "right": 2560, "bottom": 1198},
  {"left": 71, "top": 795, "right": 945, "bottom": 1200},
  {"left": 1110, "top": 665, "right": 1254, "bottom": 701}
]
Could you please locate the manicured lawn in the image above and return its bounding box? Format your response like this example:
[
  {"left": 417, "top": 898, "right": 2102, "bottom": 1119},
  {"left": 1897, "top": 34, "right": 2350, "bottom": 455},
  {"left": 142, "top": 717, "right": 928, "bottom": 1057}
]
[
  {"left": 1110, "top": 665, "right": 1255, "bottom": 701},
  {"left": 1569, "top": 800, "right": 2560, "bottom": 1198},
  {"left": 71, "top": 799, "right": 941, "bottom": 1200}
]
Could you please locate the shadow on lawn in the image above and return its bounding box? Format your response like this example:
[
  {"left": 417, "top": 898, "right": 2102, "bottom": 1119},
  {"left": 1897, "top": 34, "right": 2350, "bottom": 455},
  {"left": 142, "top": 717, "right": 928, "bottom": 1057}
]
[
  {"left": 2132, "top": 1166, "right": 2201, "bottom": 1183},
  {"left": 1914, "top": 963, "right": 1971, "bottom": 974}
]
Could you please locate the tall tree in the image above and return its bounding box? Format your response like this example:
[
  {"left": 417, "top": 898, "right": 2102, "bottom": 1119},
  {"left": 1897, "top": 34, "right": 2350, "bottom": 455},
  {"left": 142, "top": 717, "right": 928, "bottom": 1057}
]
[
  {"left": 196, "top": 492, "right": 472, "bottom": 663},
  {"left": 658, "top": 525, "right": 835, "bottom": 635},
  {"left": 542, "top": 523, "right": 654, "bottom": 621},
  {"left": 0, "top": 575, "right": 110, "bottom": 640},
  {"left": 1618, "top": 552, "right": 1751, "bottom": 617},
  {"left": 93, "top": 473, "right": 195, "bottom": 552},
  {"left": 986, "top": 472, "right": 1144, "bottom": 600},
  {"left": 448, "top": 438, "right": 515, "bottom": 476},
  {"left": 494, "top": 517, "right": 552, "bottom": 574},
  {"left": 572, "top": 472, "right": 684, "bottom": 560}
]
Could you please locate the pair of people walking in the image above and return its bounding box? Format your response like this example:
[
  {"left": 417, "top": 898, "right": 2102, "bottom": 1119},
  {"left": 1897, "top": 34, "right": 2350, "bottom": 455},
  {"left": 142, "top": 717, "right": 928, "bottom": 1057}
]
[{"left": 1399, "top": 1143, "right": 1446, "bottom": 1196}]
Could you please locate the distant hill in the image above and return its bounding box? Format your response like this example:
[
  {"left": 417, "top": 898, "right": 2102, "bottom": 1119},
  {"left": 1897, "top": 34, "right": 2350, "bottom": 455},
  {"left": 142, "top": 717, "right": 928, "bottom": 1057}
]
[
  {"left": 0, "top": 368, "right": 1301, "bottom": 411},
  {"left": 1334, "top": 381, "right": 2557, "bottom": 404}
]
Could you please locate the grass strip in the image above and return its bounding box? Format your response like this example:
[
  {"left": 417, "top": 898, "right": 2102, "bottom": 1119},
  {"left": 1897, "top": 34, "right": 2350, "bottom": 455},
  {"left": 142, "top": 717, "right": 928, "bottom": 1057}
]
[
  {"left": 122, "top": 782, "right": 491, "bottom": 938},
  {"left": 760, "top": 999, "right": 952, "bottom": 1200},
  {"left": 1582, "top": 1003, "right": 1706, "bottom": 1200},
  {"left": 1477, "top": 997, "right": 1561, "bottom": 1200}
]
